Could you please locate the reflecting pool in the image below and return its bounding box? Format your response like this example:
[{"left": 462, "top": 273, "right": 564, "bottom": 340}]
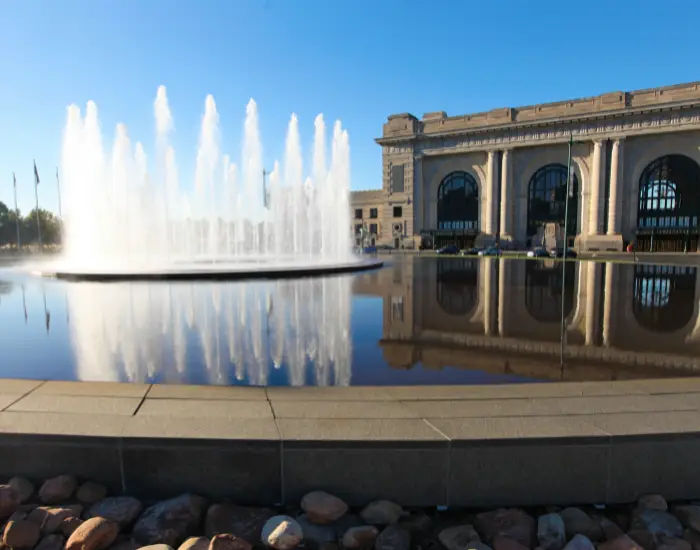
[{"left": 1, "top": 256, "right": 698, "bottom": 386}]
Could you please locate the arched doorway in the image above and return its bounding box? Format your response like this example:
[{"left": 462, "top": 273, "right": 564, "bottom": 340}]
[
  {"left": 435, "top": 171, "right": 479, "bottom": 248},
  {"left": 436, "top": 258, "right": 478, "bottom": 315},
  {"left": 527, "top": 164, "right": 578, "bottom": 247},
  {"left": 633, "top": 264, "right": 696, "bottom": 331},
  {"left": 636, "top": 155, "right": 700, "bottom": 252},
  {"left": 525, "top": 260, "right": 575, "bottom": 322}
]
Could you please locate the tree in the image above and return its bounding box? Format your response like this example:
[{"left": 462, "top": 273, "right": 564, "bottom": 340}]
[
  {"left": 0, "top": 201, "right": 21, "bottom": 246},
  {"left": 21, "top": 208, "right": 62, "bottom": 245}
]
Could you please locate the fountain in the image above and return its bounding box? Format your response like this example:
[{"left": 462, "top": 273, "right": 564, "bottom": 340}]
[{"left": 43, "top": 85, "right": 380, "bottom": 279}]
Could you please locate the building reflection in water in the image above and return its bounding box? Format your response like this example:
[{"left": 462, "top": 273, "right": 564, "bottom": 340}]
[
  {"left": 354, "top": 257, "right": 700, "bottom": 381},
  {"left": 65, "top": 276, "right": 352, "bottom": 385}
]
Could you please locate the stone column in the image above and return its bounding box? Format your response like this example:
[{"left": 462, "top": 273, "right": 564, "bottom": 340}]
[
  {"left": 602, "top": 263, "right": 616, "bottom": 346},
  {"left": 588, "top": 140, "right": 604, "bottom": 235},
  {"left": 499, "top": 149, "right": 513, "bottom": 241},
  {"left": 485, "top": 151, "right": 498, "bottom": 235},
  {"left": 483, "top": 258, "right": 498, "bottom": 336},
  {"left": 498, "top": 257, "right": 508, "bottom": 336},
  {"left": 585, "top": 261, "right": 602, "bottom": 346},
  {"left": 607, "top": 139, "right": 624, "bottom": 235}
]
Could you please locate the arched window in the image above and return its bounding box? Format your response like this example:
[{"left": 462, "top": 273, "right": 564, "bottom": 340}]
[
  {"left": 436, "top": 259, "right": 478, "bottom": 315},
  {"left": 525, "top": 260, "right": 575, "bottom": 322},
  {"left": 437, "top": 172, "right": 479, "bottom": 231},
  {"left": 527, "top": 164, "right": 578, "bottom": 237},
  {"left": 637, "top": 155, "right": 700, "bottom": 230},
  {"left": 633, "top": 264, "right": 696, "bottom": 332}
]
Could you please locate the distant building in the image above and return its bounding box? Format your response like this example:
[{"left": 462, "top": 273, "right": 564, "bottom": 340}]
[{"left": 351, "top": 81, "right": 700, "bottom": 251}]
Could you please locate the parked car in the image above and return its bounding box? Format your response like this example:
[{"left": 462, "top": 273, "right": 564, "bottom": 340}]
[
  {"left": 478, "top": 246, "right": 500, "bottom": 256},
  {"left": 551, "top": 248, "right": 578, "bottom": 258},
  {"left": 436, "top": 244, "right": 459, "bottom": 255},
  {"left": 460, "top": 247, "right": 481, "bottom": 256},
  {"left": 527, "top": 247, "right": 549, "bottom": 258},
  {"left": 376, "top": 244, "right": 393, "bottom": 250},
  {"left": 362, "top": 246, "right": 377, "bottom": 254}
]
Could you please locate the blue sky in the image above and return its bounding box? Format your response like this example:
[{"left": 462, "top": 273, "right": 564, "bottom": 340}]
[{"left": 1, "top": 0, "right": 698, "bottom": 215}]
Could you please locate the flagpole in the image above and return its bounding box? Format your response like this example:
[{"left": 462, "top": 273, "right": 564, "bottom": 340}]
[
  {"left": 12, "top": 172, "right": 21, "bottom": 249},
  {"left": 33, "top": 160, "right": 42, "bottom": 249}
]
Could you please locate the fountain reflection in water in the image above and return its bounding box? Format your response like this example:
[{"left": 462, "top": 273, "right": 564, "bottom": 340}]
[
  {"left": 59, "top": 86, "right": 352, "bottom": 271},
  {"left": 66, "top": 276, "right": 352, "bottom": 385}
]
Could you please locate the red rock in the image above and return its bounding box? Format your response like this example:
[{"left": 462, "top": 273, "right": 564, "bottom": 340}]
[
  {"left": 300, "top": 491, "right": 348, "bottom": 525},
  {"left": 0, "top": 485, "right": 19, "bottom": 519},
  {"left": 65, "top": 517, "right": 119, "bottom": 550},
  {"left": 35, "top": 534, "right": 65, "bottom": 550},
  {"left": 493, "top": 536, "right": 529, "bottom": 550},
  {"left": 476, "top": 509, "right": 535, "bottom": 548},
  {"left": 38, "top": 476, "right": 77, "bottom": 505},
  {"left": 342, "top": 526, "right": 379, "bottom": 549},
  {"left": 208, "top": 534, "right": 253, "bottom": 550},
  {"left": 61, "top": 516, "right": 83, "bottom": 537},
  {"left": 76, "top": 482, "right": 108, "bottom": 505},
  {"left": 598, "top": 535, "right": 644, "bottom": 550},
  {"left": 3, "top": 519, "right": 41, "bottom": 549},
  {"left": 7, "top": 478, "right": 34, "bottom": 505},
  {"left": 178, "top": 537, "right": 210, "bottom": 550}
]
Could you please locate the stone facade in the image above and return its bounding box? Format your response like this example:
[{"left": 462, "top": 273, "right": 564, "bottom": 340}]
[{"left": 352, "top": 81, "right": 700, "bottom": 250}]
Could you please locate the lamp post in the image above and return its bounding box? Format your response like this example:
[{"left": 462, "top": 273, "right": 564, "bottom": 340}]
[{"left": 560, "top": 132, "right": 574, "bottom": 369}]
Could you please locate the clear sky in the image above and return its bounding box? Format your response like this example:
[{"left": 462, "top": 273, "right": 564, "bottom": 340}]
[{"left": 1, "top": 0, "right": 699, "bottom": 215}]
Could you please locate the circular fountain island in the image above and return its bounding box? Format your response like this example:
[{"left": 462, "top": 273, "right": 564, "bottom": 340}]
[{"left": 40, "top": 86, "right": 381, "bottom": 280}]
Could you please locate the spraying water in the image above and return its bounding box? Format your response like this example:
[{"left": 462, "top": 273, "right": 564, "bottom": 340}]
[{"left": 58, "top": 86, "right": 353, "bottom": 271}]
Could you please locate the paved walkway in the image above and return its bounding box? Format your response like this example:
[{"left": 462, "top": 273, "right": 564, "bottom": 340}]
[{"left": 1, "top": 377, "right": 700, "bottom": 506}]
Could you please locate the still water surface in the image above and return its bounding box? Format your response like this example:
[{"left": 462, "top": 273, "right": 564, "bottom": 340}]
[{"left": 0, "top": 256, "right": 698, "bottom": 386}]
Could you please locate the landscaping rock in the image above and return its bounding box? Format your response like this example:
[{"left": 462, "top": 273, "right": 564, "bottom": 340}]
[
  {"left": 38, "top": 475, "right": 77, "bottom": 505},
  {"left": 375, "top": 525, "right": 410, "bottom": 550},
  {"left": 683, "top": 529, "right": 700, "bottom": 550},
  {"left": 36, "top": 505, "right": 84, "bottom": 534},
  {"left": 77, "top": 482, "right": 108, "bottom": 505},
  {"left": 562, "top": 535, "right": 594, "bottom": 550},
  {"left": 61, "top": 516, "right": 83, "bottom": 537},
  {"left": 597, "top": 517, "right": 625, "bottom": 541},
  {"left": 0, "top": 485, "right": 19, "bottom": 519},
  {"left": 638, "top": 496, "right": 668, "bottom": 512},
  {"left": 110, "top": 536, "right": 139, "bottom": 550},
  {"left": 66, "top": 517, "right": 119, "bottom": 550},
  {"left": 204, "top": 504, "right": 275, "bottom": 542},
  {"left": 630, "top": 509, "right": 683, "bottom": 539},
  {"left": 674, "top": 507, "right": 700, "bottom": 533},
  {"left": 438, "top": 525, "right": 481, "bottom": 550},
  {"left": 88, "top": 497, "right": 143, "bottom": 528},
  {"left": 137, "top": 545, "right": 174, "bottom": 550},
  {"left": 627, "top": 529, "right": 656, "bottom": 550},
  {"left": 537, "top": 513, "right": 565, "bottom": 550},
  {"left": 178, "top": 537, "right": 211, "bottom": 550},
  {"left": 262, "top": 515, "right": 303, "bottom": 550},
  {"left": 132, "top": 494, "right": 206, "bottom": 547},
  {"left": 301, "top": 491, "right": 348, "bottom": 525},
  {"left": 462, "top": 543, "right": 493, "bottom": 550},
  {"left": 475, "top": 509, "right": 535, "bottom": 548},
  {"left": 559, "top": 508, "right": 602, "bottom": 541},
  {"left": 361, "top": 501, "right": 404, "bottom": 526},
  {"left": 7, "top": 478, "right": 34, "bottom": 504},
  {"left": 657, "top": 538, "right": 692, "bottom": 550},
  {"left": 35, "top": 534, "right": 65, "bottom": 550},
  {"left": 342, "top": 526, "right": 379, "bottom": 549},
  {"left": 208, "top": 534, "right": 252, "bottom": 550},
  {"left": 297, "top": 514, "right": 336, "bottom": 548},
  {"left": 397, "top": 513, "right": 432, "bottom": 536},
  {"left": 599, "top": 535, "right": 644, "bottom": 550},
  {"left": 492, "top": 537, "right": 528, "bottom": 550},
  {"left": 3, "top": 519, "right": 41, "bottom": 548}
]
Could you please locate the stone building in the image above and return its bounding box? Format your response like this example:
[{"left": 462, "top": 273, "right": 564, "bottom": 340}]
[{"left": 351, "top": 81, "right": 700, "bottom": 251}]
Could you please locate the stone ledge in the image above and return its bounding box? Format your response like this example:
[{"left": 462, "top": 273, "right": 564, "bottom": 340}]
[{"left": 1, "top": 377, "right": 700, "bottom": 505}]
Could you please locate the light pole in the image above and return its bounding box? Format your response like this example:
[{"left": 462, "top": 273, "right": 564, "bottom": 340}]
[{"left": 560, "top": 132, "right": 574, "bottom": 369}]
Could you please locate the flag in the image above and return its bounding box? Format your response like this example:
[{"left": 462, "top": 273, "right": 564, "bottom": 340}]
[{"left": 34, "top": 160, "right": 40, "bottom": 185}]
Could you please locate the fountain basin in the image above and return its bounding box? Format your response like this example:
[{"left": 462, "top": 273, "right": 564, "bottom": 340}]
[{"left": 40, "top": 257, "right": 383, "bottom": 281}]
